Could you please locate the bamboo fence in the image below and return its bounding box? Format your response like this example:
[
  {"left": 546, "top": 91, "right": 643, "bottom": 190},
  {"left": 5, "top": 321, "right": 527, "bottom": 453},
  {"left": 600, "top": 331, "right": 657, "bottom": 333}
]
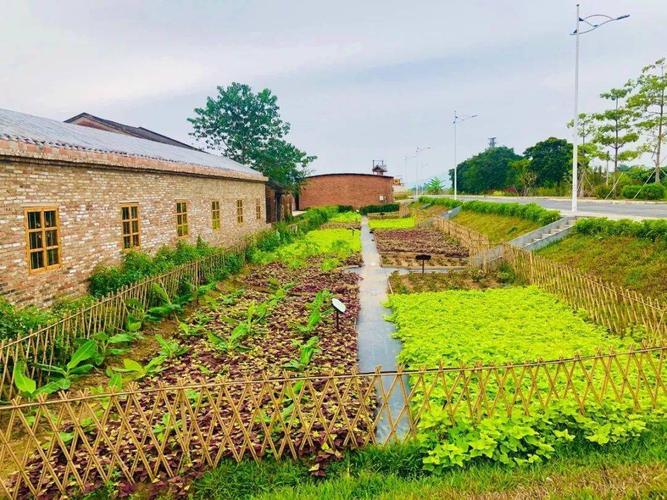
[
  {"left": 0, "top": 244, "right": 249, "bottom": 402},
  {"left": 0, "top": 346, "right": 665, "bottom": 498},
  {"left": 433, "top": 218, "right": 492, "bottom": 265}
]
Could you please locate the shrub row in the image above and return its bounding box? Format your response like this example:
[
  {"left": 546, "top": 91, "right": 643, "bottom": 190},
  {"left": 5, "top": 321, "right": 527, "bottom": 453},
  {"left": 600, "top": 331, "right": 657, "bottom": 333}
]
[
  {"left": 621, "top": 184, "right": 665, "bottom": 200},
  {"left": 575, "top": 217, "right": 667, "bottom": 242},
  {"left": 418, "top": 197, "right": 560, "bottom": 225},
  {"left": 360, "top": 203, "right": 399, "bottom": 215}
]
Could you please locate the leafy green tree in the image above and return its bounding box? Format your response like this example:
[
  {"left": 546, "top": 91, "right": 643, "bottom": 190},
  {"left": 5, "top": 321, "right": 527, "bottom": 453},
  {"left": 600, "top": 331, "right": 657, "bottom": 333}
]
[
  {"left": 449, "top": 146, "right": 521, "bottom": 194},
  {"left": 510, "top": 158, "right": 536, "bottom": 195},
  {"left": 522, "top": 137, "right": 572, "bottom": 187},
  {"left": 188, "top": 83, "right": 315, "bottom": 192},
  {"left": 424, "top": 177, "right": 445, "bottom": 194},
  {"left": 592, "top": 86, "right": 641, "bottom": 175},
  {"left": 627, "top": 58, "right": 666, "bottom": 183}
]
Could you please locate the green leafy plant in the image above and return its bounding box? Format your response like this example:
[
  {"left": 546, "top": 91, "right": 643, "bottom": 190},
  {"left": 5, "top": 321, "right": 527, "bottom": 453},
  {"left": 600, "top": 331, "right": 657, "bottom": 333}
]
[
  {"left": 35, "top": 339, "right": 99, "bottom": 389},
  {"left": 283, "top": 336, "right": 320, "bottom": 371},
  {"left": 155, "top": 335, "right": 189, "bottom": 359},
  {"left": 292, "top": 289, "right": 333, "bottom": 337},
  {"left": 110, "top": 357, "right": 166, "bottom": 381}
]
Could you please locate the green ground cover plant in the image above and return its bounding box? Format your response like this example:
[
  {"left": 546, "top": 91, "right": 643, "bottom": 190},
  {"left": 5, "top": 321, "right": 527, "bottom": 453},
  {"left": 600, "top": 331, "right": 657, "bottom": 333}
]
[
  {"left": 573, "top": 217, "right": 667, "bottom": 242},
  {"left": 328, "top": 212, "right": 361, "bottom": 223},
  {"left": 368, "top": 217, "right": 416, "bottom": 230},
  {"left": 387, "top": 287, "right": 663, "bottom": 472},
  {"left": 190, "top": 423, "right": 667, "bottom": 499},
  {"left": 250, "top": 228, "right": 360, "bottom": 268}
]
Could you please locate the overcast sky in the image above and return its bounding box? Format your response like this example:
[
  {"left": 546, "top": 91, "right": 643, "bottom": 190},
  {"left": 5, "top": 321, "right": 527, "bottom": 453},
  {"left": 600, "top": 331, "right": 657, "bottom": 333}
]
[{"left": 1, "top": 1, "right": 665, "bottom": 185}]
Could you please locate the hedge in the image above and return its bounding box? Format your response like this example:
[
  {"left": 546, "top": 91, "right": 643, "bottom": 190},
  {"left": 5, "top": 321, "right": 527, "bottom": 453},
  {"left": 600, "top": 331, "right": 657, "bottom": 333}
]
[
  {"left": 621, "top": 184, "right": 665, "bottom": 200},
  {"left": 418, "top": 197, "right": 560, "bottom": 225},
  {"left": 359, "top": 203, "right": 399, "bottom": 215},
  {"left": 575, "top": 217, "right": 667, "bottom": 242}
]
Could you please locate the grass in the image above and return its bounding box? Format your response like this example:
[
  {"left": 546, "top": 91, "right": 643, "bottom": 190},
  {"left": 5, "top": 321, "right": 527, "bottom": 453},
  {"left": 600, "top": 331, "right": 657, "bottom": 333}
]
[
  {"left": 368, "top": 217, "right": 415, "bottom": 230},
  {"left": 190, "top": 423, "right": 667, "bottom": 499},
  {"left": 538, "top": 233, "right": 667, "bottom": 301},
  {"left": 452, "top": 211, "right": 541, "bottom": 243},
  {"left": 329, "top": 212, "right": 362, "bottom": 223}
]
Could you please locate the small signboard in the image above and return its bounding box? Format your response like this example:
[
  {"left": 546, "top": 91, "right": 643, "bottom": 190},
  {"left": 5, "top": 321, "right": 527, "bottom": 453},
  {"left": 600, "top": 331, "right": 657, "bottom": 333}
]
[
  {"left": 331, "top": 298, "right": 346, "bottom": 330},
  {"left": 415, "top": 254, "right": 432, "bottom": 274}
]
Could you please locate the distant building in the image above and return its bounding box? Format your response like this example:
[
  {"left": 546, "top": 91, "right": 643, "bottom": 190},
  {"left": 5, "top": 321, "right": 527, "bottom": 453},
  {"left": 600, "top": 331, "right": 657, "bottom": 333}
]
[
  {"left": 0, "top": 108, "right": 269, "bottom": 307},
  {"left": 297, "top": 164, "right": 394, "bottom": 210}
]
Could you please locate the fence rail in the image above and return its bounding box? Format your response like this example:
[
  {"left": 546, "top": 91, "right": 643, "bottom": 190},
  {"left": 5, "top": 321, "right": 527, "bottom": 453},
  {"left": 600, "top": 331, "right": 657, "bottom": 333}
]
[
  {"left": 433, "top": 218, "right": 492, "bottom": 265},
  {"left": 0, "top": 347, "right": 665, "bottom": 497},
  {"left": 502, "top": 244, "right": 667, "bottom": 341}
]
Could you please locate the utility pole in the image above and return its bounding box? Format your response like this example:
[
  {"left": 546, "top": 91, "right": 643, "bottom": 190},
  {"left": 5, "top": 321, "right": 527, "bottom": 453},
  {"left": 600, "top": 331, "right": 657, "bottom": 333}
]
[{"left": 452, "top": 111, "right": 478, "bottom": 200}]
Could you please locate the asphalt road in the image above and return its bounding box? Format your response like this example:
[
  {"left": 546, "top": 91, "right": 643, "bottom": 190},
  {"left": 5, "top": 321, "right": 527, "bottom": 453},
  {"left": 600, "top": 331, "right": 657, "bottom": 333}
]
[{"left": 429, "top": 195, "right": 667, "bottom": 220}]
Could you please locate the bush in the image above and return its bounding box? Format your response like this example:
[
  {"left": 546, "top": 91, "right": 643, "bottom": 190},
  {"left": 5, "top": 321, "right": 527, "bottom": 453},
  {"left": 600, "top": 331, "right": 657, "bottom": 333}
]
[
  {"left": 360, "top": 203, "right": 399, "bottom": 215},
  {"left": 0, "top": 298, "right": 55, "bottom": 340},
  {"left": 418, "top": 197, "right": 560, "bottom": 225},
  {"left": 575, "top": 217, "right": 667, "bottom": 242},
  {"left": 621, "top": 184, "right": 665, "bottom": 200},
  {"left": 336, "top": 205, "right": 354, "bottom": 213}
]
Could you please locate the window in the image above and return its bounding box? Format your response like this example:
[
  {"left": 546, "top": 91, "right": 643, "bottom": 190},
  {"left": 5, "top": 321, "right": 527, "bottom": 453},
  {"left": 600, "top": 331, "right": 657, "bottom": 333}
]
[
  {"left": 121, "top": 204, "right": 140, "bottom": 249},
  {"left": 236, "top": 199, "right": 244, "bottom": 224},
  {"left": 211, "top": 200, "right": 221, "bottom": 230},
  {"left": 255, "top": 199, "right": 262, "bottom": 221},
  {"left": 176, "top": 201, "right": 189, "bottom": 237},
  {"left": 25, "top": 208, "right": 60, "bottom": 272}
]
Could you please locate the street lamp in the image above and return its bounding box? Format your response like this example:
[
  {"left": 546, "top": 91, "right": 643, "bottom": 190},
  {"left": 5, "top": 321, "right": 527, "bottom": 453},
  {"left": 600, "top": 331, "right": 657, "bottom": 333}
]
[
  {"left": 452, "top": 111, "right": 478, "bottom": 200},
  {"left": 570, "top": 5, "right": 629, "bottom": 214},
  {"left": 415, "top": 146, "right": 431, "bottom": 198}
]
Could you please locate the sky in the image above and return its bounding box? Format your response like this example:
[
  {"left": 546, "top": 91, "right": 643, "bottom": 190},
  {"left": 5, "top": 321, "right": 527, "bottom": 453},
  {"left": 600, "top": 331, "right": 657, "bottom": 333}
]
[{"left": 1, "top": 0, "right": 665, "bottom": 186}]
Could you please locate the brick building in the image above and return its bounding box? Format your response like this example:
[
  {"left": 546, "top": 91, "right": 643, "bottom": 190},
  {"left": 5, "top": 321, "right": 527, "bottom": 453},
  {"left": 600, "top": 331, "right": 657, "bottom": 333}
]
[
  {"left": 0, "top": 108, "right": 269, "bottom": 307},
  {"left": 297, "top": 172, "right": 394, "bottom": 210}
]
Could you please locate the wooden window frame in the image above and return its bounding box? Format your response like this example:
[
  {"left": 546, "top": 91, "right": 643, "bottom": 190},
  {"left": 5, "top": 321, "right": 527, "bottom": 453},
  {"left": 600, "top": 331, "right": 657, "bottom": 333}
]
[
  {"left": 236, "top": 199, "right": 244, "bottom": 224},
  {"left": 176, "top": 200, "right": 189, "bottom": 237},
  {"left": 255, "top": 198, "right": 262, "bottom": 221},
  {"left": 24, "top": 206, "right": 61, "bottom": 274},
  {"left": 120, "top": 204, "right": 141, "bottom": 250},
  {"left": 211, "top": 200, "right": 221, "bottom": 231}
]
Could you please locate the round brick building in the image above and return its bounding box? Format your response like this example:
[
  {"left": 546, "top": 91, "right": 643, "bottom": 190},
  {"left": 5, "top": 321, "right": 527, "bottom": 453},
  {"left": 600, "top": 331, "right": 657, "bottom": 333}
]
[{"left": 297, "top": 173, "right": 394, "bottom": 210}]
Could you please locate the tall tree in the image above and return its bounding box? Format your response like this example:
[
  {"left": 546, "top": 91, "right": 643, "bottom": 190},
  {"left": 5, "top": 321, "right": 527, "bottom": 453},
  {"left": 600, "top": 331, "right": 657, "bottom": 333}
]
[
  {"left": 188, "top": 83, "right": 315, "bottom": 192},
  {"left": 510, "top": 158, "right": 536, "bottom": 195},
  {"left": 522, "top": 137, "right": 572, "bottom": 187},
  {"left": 592, "top": 87, "right": 640, "bottom": 175},
  {"left": 449, "top": 146, "right": 520, "bottom": 194},
  {"left": 627, "top": 58, "right": 666, "bottom": 183}
]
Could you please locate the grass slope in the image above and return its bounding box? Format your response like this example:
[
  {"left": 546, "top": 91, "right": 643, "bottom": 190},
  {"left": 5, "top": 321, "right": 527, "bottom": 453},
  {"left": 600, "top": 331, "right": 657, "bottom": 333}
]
[
  {"left": 191, "top": 423, "right": 667, "bottom": 499},
  {"left": 452, "top": 211, "right": 540, "bottom": 243},
  {"left": 538, "top": 233, "right": 667, "bottom": 300}
]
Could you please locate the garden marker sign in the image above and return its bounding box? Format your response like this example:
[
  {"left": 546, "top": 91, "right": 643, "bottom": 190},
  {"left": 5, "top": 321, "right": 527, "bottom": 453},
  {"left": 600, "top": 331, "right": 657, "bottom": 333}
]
[
  {"left": 415, "top": 253, "right": 431, "bottom": 273},
  {"left": 332, "top": 298, "right": 346, "bottom": 330}
]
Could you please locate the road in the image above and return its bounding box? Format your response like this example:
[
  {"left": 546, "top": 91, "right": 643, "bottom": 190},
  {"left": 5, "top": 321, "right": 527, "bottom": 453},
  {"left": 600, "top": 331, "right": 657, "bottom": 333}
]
[{"left": 428, "top": 195, "right": 667, "bottom": 220}]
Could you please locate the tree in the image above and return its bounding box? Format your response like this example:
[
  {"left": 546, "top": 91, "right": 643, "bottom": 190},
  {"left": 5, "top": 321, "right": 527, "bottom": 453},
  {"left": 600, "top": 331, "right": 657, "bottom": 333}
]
[
  {"left": 522, "top": 137, "right": 572, "bottom": 187},
  {"left": 592, "top": 86, "right": 641, "bottom": 175},
  {"left": 188, "top": 83, "right": 315, "bottom": 192},
  {"left": 627, "top": 58, "right": 666, "bottom": 183},
  {"left": 510, "top": 158, "right": 536, "bottom": 195},
  {"left": 424, "top": 177, "right": 445, "bottom": 194},
  {"left": 449, "top": 146, "right": 521, "bottom": 194}
]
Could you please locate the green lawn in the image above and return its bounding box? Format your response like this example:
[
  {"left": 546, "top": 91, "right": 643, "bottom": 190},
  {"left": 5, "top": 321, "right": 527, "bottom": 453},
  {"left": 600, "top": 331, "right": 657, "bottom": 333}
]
[
  {"left": 190, "top": 423, "right": 667, "bottom": 499},
  {"left": 538, "top": 233, "right": 667, "bottom": 301},
  {"left": 329, "top": 212, "right": 362, "bottom": 223},
  {"left": 368, "top": 217, "right": 415, "bottom": 230},
  {"left": 452, "top": 211, "right": 541, "bottom": 243}
]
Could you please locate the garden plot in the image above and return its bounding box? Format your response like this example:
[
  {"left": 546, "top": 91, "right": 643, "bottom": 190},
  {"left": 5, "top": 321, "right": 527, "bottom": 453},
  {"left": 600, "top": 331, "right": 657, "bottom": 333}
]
[
  {"left": 387, "top": 286, "right": 663, "bottom": 471},
  {"left": 373, "top": 228, "right": 469, "bottom": 268},
  {"left": 322, "top": 211, "right": 361, "bottom": 230},
  {"left": 5, "top": 230, "right": 373, "bottom": 497}
]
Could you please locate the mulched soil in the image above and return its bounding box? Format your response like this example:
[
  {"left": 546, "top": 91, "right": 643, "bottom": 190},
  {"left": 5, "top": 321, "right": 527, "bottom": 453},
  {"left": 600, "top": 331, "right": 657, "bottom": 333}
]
[
  {"left": 388, "top": 269, "right": 508, "bottom": 293},
  {"left": 8, "top": 257, "right": 374, "bottom": 498},
  {"left": 373, "top": 229, "right": 469, "bottom": 268}
]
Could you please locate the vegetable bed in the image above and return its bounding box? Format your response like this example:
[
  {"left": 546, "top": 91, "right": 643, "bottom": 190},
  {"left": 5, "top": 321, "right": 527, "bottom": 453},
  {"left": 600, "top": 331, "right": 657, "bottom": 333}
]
[
  {"left": 368, "top": 217, "right": 415, "bottom": 230},
  {"left": 373, "top": 229, "right": 469, "bottom": 268},
  {"left": 8, "top": 252, "right": 373, "bottom": 496},
  {"left": 387, "top": 287, "right": 664, "bottom": 471}
]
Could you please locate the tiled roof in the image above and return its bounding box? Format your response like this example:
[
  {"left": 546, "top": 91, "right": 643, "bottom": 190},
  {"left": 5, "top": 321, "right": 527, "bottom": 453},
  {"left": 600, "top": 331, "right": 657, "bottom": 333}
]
[{"left": 0, "top": 108, "right": 264, "bottom": 180}]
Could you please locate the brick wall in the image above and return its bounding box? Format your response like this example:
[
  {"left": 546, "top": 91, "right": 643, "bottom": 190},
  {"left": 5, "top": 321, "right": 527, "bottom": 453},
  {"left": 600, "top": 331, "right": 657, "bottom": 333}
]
[
  {"left": 0, "top": 159, "right": 269, "bottom": 307},
  {"left": 298, "top": 174, "right": 394, "bottom": 210}
]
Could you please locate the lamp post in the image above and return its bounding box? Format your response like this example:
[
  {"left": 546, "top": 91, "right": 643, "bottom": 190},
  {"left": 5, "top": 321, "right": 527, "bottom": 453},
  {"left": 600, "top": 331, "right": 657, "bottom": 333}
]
[
  {"left": 571, "top": 5, "right": 629, "bottom": 214},
  {"left": 415, "top": 146, "right": 431, "bottom": 198},
  {"left": 452, "top": 111, "right": 478, "bottom": 200}
]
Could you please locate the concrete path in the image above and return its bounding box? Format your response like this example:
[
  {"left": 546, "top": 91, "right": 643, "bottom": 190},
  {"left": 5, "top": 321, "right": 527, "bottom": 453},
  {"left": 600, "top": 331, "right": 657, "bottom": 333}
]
[{"left": 355, "top": 217, "right": 409, "bottom": 441}]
